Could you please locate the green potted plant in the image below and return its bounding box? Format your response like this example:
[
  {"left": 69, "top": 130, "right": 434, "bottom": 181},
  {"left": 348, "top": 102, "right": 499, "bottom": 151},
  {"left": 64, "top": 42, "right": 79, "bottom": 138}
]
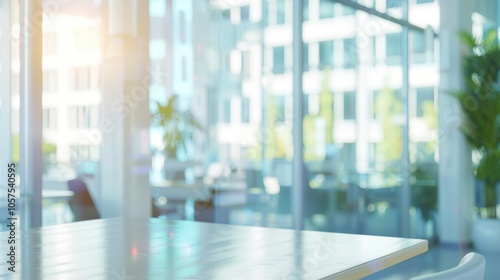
[
  {"left": 454, "top": 30, "right": 500, "bottom": 252},
  {"left": 151, "top": 95, "right": 202, "bottom": 179}
]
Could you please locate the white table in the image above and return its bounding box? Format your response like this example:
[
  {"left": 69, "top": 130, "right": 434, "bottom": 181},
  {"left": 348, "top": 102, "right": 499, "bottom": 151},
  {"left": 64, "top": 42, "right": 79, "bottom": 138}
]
[{"left": 0, "top": 218, "right": 427, "bottom": 279}]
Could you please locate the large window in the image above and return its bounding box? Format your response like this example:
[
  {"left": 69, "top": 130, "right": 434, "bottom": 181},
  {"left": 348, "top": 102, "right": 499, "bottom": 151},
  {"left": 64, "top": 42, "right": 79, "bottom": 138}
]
[
  {"left": 4, "top": 0, "right": 443, "bottom": 241},
  {"left": 139, "top": 0, "right": 440, "bottom": 239}
]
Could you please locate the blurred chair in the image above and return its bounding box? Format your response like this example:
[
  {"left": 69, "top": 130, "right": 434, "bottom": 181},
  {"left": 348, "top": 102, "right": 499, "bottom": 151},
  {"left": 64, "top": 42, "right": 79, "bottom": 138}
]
[
  {"left": 67, "top": 179, "right": 100, "bottom": 221},
  {"left": 410, "top": 252, "right": 485, "bottom": 280}
]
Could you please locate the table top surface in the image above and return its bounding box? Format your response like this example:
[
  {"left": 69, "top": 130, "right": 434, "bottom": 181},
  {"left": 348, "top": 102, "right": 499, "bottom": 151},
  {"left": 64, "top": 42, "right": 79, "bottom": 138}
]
[{"left": 0, "top": 218, "right": 427, "bottom": 280}]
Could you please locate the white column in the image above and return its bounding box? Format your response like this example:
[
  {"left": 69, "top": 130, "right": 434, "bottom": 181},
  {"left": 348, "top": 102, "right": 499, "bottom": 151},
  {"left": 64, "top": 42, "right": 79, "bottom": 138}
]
[
  {"left": 98, "top": 0, "right": 151, "bottom": 218},
  {"left": 0, "top": 1, "right": 12, "bottom": 189},
  {"left": 438, "top": 0, "right": 474, "bottom": 244},
  {"left": 20, "top": 0, "right": 43, "bottom": 228}
]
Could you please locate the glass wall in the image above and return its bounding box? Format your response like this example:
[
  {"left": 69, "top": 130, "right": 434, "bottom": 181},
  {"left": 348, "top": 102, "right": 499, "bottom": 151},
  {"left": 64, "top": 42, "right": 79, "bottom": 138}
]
[
  {"left": 149, "top": 0, "right": 296, "bottom": 228},
  {"left": 407, "top": 0, "right": 439, "bottom": 239},
  {"left": 146, "top": 0, "right": 439, "bottom": 239},
  {"left": 40, "top": 2, "right": 102, "bottom": 183},
  {"left": 300, "top": 5, "right": 407, "bottom": 236},
  {"left": 37, "top": 1, "right": 103, "bottom": 226}
]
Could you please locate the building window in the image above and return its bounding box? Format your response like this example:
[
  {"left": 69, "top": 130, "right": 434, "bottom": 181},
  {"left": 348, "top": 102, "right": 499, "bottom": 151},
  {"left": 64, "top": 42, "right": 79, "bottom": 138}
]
[
  {"left": 343, "top": 0, "right": 356, "bottom": 16},
  {"left": 241, "top": 97, "right": 250, "bottom": 123},
  {"left": 341, "top": 143, "right": 356, "bottom": 174},
  {"left": 182, "top": 56, "right": 187, "bottom": 81},
  {"left": 241, "top": 6, "right": 250, "bottom": 21},
  {"left": 303, "top": 94, "right": 310, "bottom": 115},
  {"left": 416, "top": 87, "right": 434, "bottom": 118},
  {"left": 343, "top": 91, "right": 356, "bottom": 120},
  {"left": 75, "top": 28, "right": 88, "bottom": 52},
  {"left": 369, "top": 142, "right": 377, "bottom": 168},
  {"left": 68, "top": 106, "right": 99, "bottom": 129},
  {"left": 343, "top": 38, "right": 357, "bottom": 69},
  {"left": 413, "top": 31, "right": 425, "bottom": 54},
  {"left": 303, "top": 0, "right": 309, "bottom": 21},
  {"left": 277, "top": 0, "right": 285, "bottom": 24},
  {"left": 75, "top": 27, "right": 99, "bottom": 52},
  {"left": 416, "top": 0, "right": 434, "bottom": 4},
  {"left": 71, "top": 67, "right": 89, "bottom": 91},
  {"left": 262, "top": 0, "right": 268, "bottom": 26},
  {"left": 149, "top": 0, "right": 167, "bottom": 17},
  {"left": 242, "top": 51, "right": 251, "bottom": 79},
  {"left": 319, "top": 41, "right": 334, "bottom": 70},
  {"left": 386, "top": 0, "right": 402, "bottom": 8},
  {"left": 43, "top": 70, "right": 58, "bottom": 94},
  {"left": 411, "top": 30, "right": 428, "bottom": 64},
  {"left": 11, "top": 74, "right": 19, "bottom": 95},
  {"left": 386, "top": 32, "right": 402, "bottom": 64},
  {"left": 415, "top": 142, "right": 434, "bottom": 163},
  {"left": 70, "top": 67, "right": 99, "bottom": 91},
  {"left": 43, "top": 32, "right": 57, "bottom": 55},
  {"left": 179, "top": 11, "right": 185, "bottom": 44},
  {"left": 274, "top": 95, "right": 285, "bottom": 123},
  {"left": 319, "top": 0, "right": 335, "bottom": 19},
  {"left": 223, "top": 98, "right": 231, "bottom": 123},
  {"left": 372, "top": 89, "right": 401, "bottom": 119},
  {"left": 372, "top": 36, "right": 378, "bottom": 65},
  {"left": 43, "top": 108, "right": 57, "bottom": 129},
  {"left": 273, "top": 46, "right": 285, "bottom": 74},
  {"left": 303, "top": 43, "right": 309, "bottom": 71}
]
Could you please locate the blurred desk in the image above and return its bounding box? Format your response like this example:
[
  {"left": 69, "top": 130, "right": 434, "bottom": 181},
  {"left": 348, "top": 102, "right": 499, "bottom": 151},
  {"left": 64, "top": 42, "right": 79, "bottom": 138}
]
[
  {"left": 42, "top": 190, "right": 74, "bottom": 202},
  {"left": 151, "top": 179, "right": 248, "bottom": 222},
  {"left": 0, "top": 218, "right": 428, "bottom": 279},
  {"left": 151, "top": 179, "right": 247, "bottom": 205},
  {"left": 0, "top": 190, "right": 74, "bottom": 227},
  {"left": 151, "top": 180, "right": 207, "bottom": 201},
  {"left": 0, "top": 190, "right": 74, "bottom": 208}
]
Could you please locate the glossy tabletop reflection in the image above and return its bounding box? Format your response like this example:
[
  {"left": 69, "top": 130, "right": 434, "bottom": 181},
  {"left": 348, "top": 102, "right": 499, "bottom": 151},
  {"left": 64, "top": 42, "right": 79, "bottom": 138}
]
[{"left": 0, "top": 218, "right": 427, "bottom": 279}]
